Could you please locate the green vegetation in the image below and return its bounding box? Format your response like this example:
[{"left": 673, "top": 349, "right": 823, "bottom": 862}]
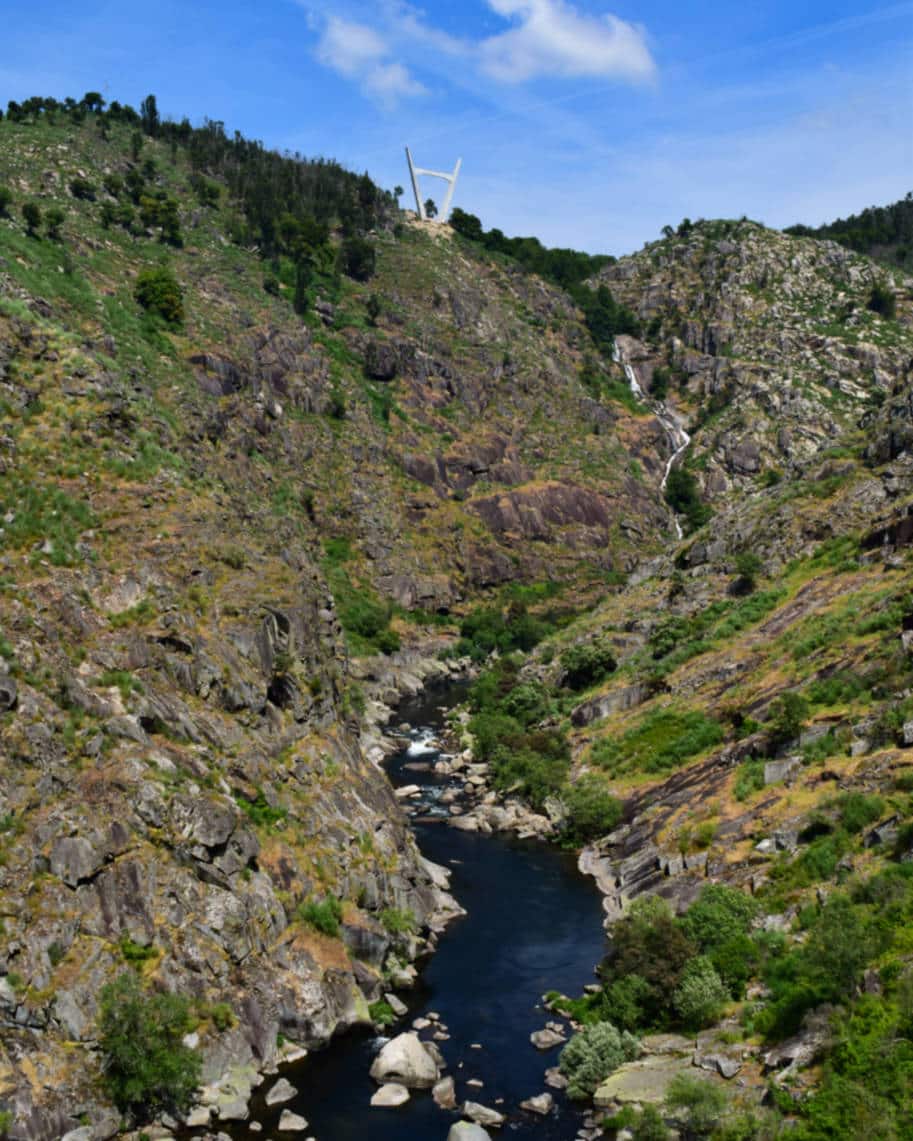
[
  {"left": 559, "top": 775, "right": 623, "bottom": 845},
  {"left": 296, "top": 895, "right": 343, "bottom": 937},
  {"left": 786, "top": 191, "right": 913, "bottom": 265},
  {"left": 97, "top": 972, "right": 201, "bottom": 1120},
  {"left": 368, "top": 999, "right": 397, "bottom": 1027},
  {"left": 379, "top": 907, "right": 417, "bottom": 934},
  {"left": 134, "top": 265, "right": 183, "bottom": 326},
  {"left": 592, "top": 707, "right": 724, "bottom": 776},
  {"left": 234, "top": 788, "right": 287, "bottom": 829},
  {"left": 665, "top": 467, "right": 712, "bottom": 532},
  {"left": 559, "top": 1020, "right": 640, "bottom": 1099},
  {"left": 560, "top": 640, "right": 617, "bottom": 691}
]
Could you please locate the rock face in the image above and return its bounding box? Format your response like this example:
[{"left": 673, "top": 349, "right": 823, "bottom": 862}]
[
  {"left": 369, "top": 1032, "right": 440, "bottom": 1088},
  {"left": 448, "top": 1124, "right": 493, "bottom": 1141}
]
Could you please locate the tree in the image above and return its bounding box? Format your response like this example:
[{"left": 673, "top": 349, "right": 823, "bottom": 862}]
[
  {"left": 338, "top": 236, "right": 375, "bottom": 282},
  {"left": 21, "top": 201, "right": 41, "bottom": 236},
  {"left": 0, "top": 186, "right": 12, "bottom": 217},
  {"left": 140, "top": 94, "right": 159, "bottom": 137},
  {"left": 44, "top": 207, "right": 65, "bottom": 240},
  {"left": 672, "top": 956, "right": 729, "bottom": 1029},
  {"left": 393, "top": 184, "right": 404, "bottom": 199},
  {"left": 424, "top": 197, "right": 438, "bottom": 219},
  {"left": 97, "top": 972, "right": 201, "bottom": 1121},
  {"left": 559, "top": 1020, "right": 640, "bottom": 1099},
  {"left": 134, "top": 265, "right": 184, "bottom": 326},
  {"left": 766, "top": 691, "right": 809, "bottom": 749},
  {"left": 293, "top": 257, "right": 311, "bottom": 316},
  {"left": 131, "top": 129, "right": 143, "bottom": 160},
  {"left": 867, "top": 282, "right": 896, "bottom": 319},
  {"left": 366, "top": 293, "right": 382, "bottom": 326},
  {"left": 732, "top": 551, "right": 763, "bottom": 596},
  {"left": 560, "top": 775, "right": 622, "bottom": 845},
  {"left": 81, "top": 91, "right": 105, "bottom": 113}
]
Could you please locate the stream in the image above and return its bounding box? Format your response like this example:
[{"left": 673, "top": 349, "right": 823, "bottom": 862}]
[{"left": 242, "top": 680, "right": 608, "bottom": 1139}]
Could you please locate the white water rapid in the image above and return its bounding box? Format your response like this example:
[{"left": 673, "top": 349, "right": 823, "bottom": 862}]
[{"left": 613, "top": 339, "right": 691, "bottom": 540}]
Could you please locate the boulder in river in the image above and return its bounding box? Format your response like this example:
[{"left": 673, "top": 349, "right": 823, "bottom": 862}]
[
  {"left": 463, "top": 1100, "right": 506, "bottom": 1128},
  {"left": 448, "top": 1123, "right": 493, "bottom": 1141},
  {"left": 369, "top": 1031, "right": 440, "bottom": 1088},
  {"left": 370, "top": 1082, "right": 411, "bottom": 1107}
]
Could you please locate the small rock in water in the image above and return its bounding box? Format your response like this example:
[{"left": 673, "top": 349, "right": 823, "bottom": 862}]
[
  {"left": 544, "top": 1066, "right": 568, "bottom": 1090},
  {"left": 249, "top": 1125, "right": 263, "bottom": 1134},
  {"left": 530, "top": 1027, "right": 566, "bottom": 1050},
  {"left": 265, "top": 1077, "right": 298, "bottom": 1106},
  {"left": 433, "top": 1075, "right": 457, "bottom": 1109},
  {"left": 520, "top": 1092, "right": 554, "bottom": 1115},
  {"left": 463, "top": 1100, "right": 506, "bottom": 1128},
  {"left": 277, "top": 1109, "right": 309, "bottom": 1132},
  {"left": 412, "top": 1016, "right": 432, "bottom": 1030},
  {"left": 467, "top": 1078, "right": 484, "bottom": 1088},
  {"left": 371, "top": 1082, "right": 411, "bottom": 1107}
]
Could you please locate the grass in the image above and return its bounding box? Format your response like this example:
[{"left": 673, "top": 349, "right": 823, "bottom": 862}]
[{"left": 591, "top": 706, "right": 724, "bottom": 776}]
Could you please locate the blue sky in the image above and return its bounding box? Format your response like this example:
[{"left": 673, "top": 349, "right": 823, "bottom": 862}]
[{"left": 2, "top": 1, "right": 912, "bottom": 253}]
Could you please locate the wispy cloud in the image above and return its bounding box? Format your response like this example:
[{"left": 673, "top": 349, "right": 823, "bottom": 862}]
[
  {"left": 481, "top": 0, "right": 655, "bottom": 84},
  {"left": 316, "top": 14, "right": 427, "bottom": 106},
  {"left": 307, "top": 1, "right": 656, "bottom": 108}
]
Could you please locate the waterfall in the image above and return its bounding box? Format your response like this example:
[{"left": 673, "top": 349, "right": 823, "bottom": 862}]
[{"left": 614, "top": 339, "right": 691, "bottom": 540}]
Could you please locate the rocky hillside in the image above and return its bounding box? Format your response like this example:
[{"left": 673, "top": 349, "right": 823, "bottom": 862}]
[{"left": 2, "top": 97, "right": 913, "bottom": 1141}]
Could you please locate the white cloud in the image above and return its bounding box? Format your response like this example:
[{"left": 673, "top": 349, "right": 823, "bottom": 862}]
[
  {"left": 316, "top": 15, "right": 426, "bottom": 106},
  {"left": 481, "top": 0, "right": 655, "bottom": 83}
]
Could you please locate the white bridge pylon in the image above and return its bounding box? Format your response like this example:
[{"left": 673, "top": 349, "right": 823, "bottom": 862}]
[{"left": 405, "top": 147, "right": 462, "bottom": 222}]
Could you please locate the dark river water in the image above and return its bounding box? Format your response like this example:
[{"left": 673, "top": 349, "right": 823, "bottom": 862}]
[{"left": 244, "top": 682, "right": 608, "bottom": 1139}]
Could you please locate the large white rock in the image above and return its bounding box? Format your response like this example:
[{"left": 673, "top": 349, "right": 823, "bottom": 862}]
[
  {"left": 448, "top": 1124, "right": 492, "bottom": 1141},
  {"left": 265, "top": 1077, "right": 298, "bottom": 1106},
  {"left": 369, "top": 1031, "right": 440, "bottom": 1088},
  {"left": 370, "top": 1082, "right": 411, "bottom": 1107},
  {"left": 277, "top": 1109, "right": 309, "bottom": 1132},
  {"left": 463, "top": 1100, "right": 506, "bottom": 1128}
]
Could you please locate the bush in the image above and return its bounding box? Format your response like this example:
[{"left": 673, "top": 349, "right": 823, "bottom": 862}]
[
  {"left": 631, "top": 1104, "right": 671, "bottom": 1141},
  {"left": 44, "top": 207, "right": 65, "bottom": 240},
  {"left": 665, "top": 1073, "right": 728, "bottom": 1138},
  {"left": 559, "top": 1020, "right": 640, "bottom": 1099},
  {"left": 97, "top": 973, "right": 201, "bottom": 1120},
  {"left": 0, "top": 185, "right": 12, "bottom": 217},
  {"left": 69, "top": 176, "right": 96, "bottom": 200},
  {"left": 134, "top": 266, "right": 184, "bottom": 326},
  {"left": 560, "top": 775, "right": 623, "bottom": 845},
  {"left": 560, "top": 640, "right": 617, "bottom": 691},
  {"left": 732, "top": 552, "right": 763, "bottom": 596},
  {"left": 369, "top": 999, "right": 396, "bottom": 1027},
  {"left": 379, "top": 907, "right": 416, "bottom": 934},
  {"left": 680, "top": 885, "right": 760, "bottom": 955},
  {"left": 21, "top": 200, "right": 41, "bottom": 235},
  {"left": 297, "top": 895, "right": 343, "bottom": 937},
  {"left": 665, "top": 468, "right": 712, "bottom": 532},
  {"left": 672, "top": 956, "right": 729, "bottom": 1028},
  {"left": 867, "top": 283, "right": 896, "bottom": 319},
  {"left": 338, "top": 236, "right": 375, "bottom": 281},
  {"left": 593, "top": 708, "right": 724, "bottom": 776},
  {"left": 766, "top": 691, "right": 809, "bottom": 749}
]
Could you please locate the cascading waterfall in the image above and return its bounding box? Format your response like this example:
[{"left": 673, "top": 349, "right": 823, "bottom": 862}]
[{"left": 613, "top": 340, "right": 691, "bottom": 540}]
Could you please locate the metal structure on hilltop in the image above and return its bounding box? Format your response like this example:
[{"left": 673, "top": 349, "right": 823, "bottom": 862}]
[{"left": 405, "top": 147, "right": 462, "bottom": 222}]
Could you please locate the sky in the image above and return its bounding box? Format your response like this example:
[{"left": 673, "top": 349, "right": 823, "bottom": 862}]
[{"left": 2, "top": 0, "right": 912, "bottom": 254}]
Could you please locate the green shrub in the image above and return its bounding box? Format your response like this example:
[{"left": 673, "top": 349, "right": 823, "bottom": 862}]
[
  {"left": 134, "top": 265, "right": 184, "bottom": 326},
  {"left": 379, "top": 907, "right": 416, "bottom": 934},
  {"left": 680, "top": 885, "right": 760, "bottom": 954},
  {"left": 665, "top": 468, "right": 712, "bottom": 532},
  {"left": 765, "top": 692, "right": 809, "bottom": 748},
  {"left": 734, "top": 760, "right": 765, "bottom": 801},
  {"left": 672, "top": 956, "right": 729, "bottom": 1029},
  {"left": 368, "top": 999, "right": 396, "bottom": 1027},
  {"left": 560, "top": 641, "right": 617, "bottom": 690},
  {"left": 631, "top": 1104, "right": 671, "bottom": 1140},
  {"left": 209, "top": 1002, "right": 235, "bottom": 1031},
  {"left": 234, "top": 788, "right": 286, "bottom": 829},
  {"left": 831, "top": 792, "right": 885, "bottom": 835},
  {"left": 665, "top": 1073, "right": 727, "bottom": 1138},
  {"left": 559, "top": 1020, "right": 640, "bottom": 1099},
  {"left": 338, "top": 236, "right": 375, "bottom": 281},
  {"left": 867, "top": 283, "right": 896, "bottom": 319},
  {"left": 97, "top": 973, "right": 201, "bottom": 1120},
  {"left": 119, "top": 936, "right": 158, "bottom": 964},
  {"left": 69, "top": 176, "right": 96, "bottom": 200},
  {"left": 297, "top": 895, "right": 343, "bottom": 937},
  {"left": 593, "top": 708, "right": 723, "bottom": 776},
  {"left": 0, "top": 185, "right": 12, "bottom": 217},
  {"left": 560, "top": 775, "right": 623, "bottom": 845}
]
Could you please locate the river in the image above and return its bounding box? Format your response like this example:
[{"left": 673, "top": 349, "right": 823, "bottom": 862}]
[{"left": 241, "top": 681, "right": 608, "bottom": 1139}]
